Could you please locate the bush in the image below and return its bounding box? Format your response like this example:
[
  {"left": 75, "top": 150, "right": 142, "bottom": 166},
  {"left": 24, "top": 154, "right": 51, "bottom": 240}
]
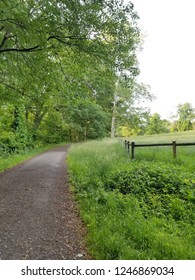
[
  {"left": 0, "top": 132, "right": 34, "bottom": 154},
  {"left": 106, "top": 163, "right": 194, "bottom": 198},
  {"left": 106, "top": 163, "right": 195, "bottom": 222}
]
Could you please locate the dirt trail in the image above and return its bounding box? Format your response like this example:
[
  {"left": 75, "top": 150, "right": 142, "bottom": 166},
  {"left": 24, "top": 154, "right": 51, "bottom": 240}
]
[{"left": 0, "top": 145, "right": 89, "bottom": 260}]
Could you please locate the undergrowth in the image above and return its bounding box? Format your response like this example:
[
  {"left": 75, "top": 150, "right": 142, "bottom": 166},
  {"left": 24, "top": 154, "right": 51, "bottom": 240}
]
[{"left": 67, "top": 138, "right": 195, "bottom": 260}]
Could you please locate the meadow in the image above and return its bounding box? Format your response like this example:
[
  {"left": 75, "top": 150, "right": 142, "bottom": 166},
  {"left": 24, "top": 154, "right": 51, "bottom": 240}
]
[
  {"left": 67, "top": 131, "right": 195, "bottom": 259},
  {"left": 125, "top": 129, "right": 195, "bottom": 144}
]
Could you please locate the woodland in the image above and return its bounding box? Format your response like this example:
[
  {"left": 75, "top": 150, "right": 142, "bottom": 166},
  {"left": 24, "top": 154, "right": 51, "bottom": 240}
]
[
  {"left": 0, "top": 0, "right": 149, "bottom": 153},
  {"left": 0, "top": 1, "right": 194, "bottom": 155}
]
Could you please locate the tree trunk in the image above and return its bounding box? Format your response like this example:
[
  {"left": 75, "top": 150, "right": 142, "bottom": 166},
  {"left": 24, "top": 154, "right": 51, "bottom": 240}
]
[
  {"left": 111, "top": 106, "right": 116, "bottom": 138},
  {"left": 111, "top": 80, "right": 119, "bottom": 138}
]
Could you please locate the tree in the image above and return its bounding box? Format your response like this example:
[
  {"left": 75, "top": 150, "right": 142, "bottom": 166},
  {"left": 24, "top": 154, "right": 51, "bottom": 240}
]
[
  {"left": 176, "top": 103, "right": 195, "bottom": 131},
  {"left": 0, "top": 1, "right": 144, "bottom": 150},
  {"left": 145, "top": 113, "right": 169, "bottom": 135},
  {"left": 113, "top": 81, "right": 153, "bottom": 136},
  {"left": 64, "top": 99, "right": 108, "bottom": 142},
  {"left": 117, "top": 108, "right": 151, "bottom": 136}
]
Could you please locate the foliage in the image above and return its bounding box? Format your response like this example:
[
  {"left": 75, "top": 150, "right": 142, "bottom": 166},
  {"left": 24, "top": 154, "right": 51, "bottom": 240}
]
[
  {"left": 0, "top": 104, "right": 34, "bottom": 154},
  {"left": 176, "top": 103, "right": 195, "bottom": 131},
  {"left": 37, "top": 110, "right": 69, "bottom": 144},
  {"left": 106, "top": 163, "right": 195, "bottom": 221},
  {"left": 0, "top": 0, "right": 144, "bottom": 153},
  {"left": 117, "top": 108, "right": 150, "bottom": 136},
  {"left": 145, "top": 113, "right": 169, "bottom": 135},
  {"left": 111, "top": 81, "right": 153, "bottom": 137},
  {"left": 65, "top": 99, "right": 109, "bottom": 142}
]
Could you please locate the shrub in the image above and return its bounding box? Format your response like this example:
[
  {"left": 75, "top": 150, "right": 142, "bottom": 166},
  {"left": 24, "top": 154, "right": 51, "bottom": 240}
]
[
  {"left": 106, "top": 163, "right": 195, "bottom": 198},
  {"left": 0, "top": 132, "right": 34, "bottom": 154},
  {"left": 106, "top": 163, "right": 195, "bottom": 222}
]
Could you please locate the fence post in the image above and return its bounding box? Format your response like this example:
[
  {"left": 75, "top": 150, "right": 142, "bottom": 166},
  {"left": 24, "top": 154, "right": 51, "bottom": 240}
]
[
  {"left": 127, "top": 141, "right": 130, "bottom": 154},
  {"left": 131, "top": 142, "right": 135, "bottom": 159},
  {"left": 172, "top": 141, "right": 177, "bottom": 158}
]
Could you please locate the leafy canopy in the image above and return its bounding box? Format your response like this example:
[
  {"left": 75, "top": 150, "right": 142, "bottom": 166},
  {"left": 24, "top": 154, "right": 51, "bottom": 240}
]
[{"left": 0, "top": 0, "right": 143, "bottom": 149}]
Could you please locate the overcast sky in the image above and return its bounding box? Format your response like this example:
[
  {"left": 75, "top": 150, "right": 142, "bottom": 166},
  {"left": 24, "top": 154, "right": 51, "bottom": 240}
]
[{"left": 131, "top": 0, "right": 195, "bottom": 118}]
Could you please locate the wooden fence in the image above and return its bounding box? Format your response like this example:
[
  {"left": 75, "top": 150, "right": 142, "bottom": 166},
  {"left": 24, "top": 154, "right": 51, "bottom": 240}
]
[{"left": 121, "top": 139, "right": 195, "bottom": 159}]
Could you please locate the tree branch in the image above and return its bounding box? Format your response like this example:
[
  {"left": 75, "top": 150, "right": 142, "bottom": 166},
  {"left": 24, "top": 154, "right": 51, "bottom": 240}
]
[
  {"left": 47, "top": 35, "right": 88, "bottom": 41},
  {"left": 0, "top": 45, "right": 41, "bottom": 53}
]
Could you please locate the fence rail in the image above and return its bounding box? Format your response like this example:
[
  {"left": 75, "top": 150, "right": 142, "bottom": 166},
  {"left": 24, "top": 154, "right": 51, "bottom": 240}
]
[{"left": 121, "top": 139, "right": 195, "bottom": 159}]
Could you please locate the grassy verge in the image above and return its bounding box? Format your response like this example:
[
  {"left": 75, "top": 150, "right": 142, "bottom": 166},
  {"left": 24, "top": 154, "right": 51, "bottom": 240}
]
[
  {"left": 0, "top": 143, "right": 66, "bottom": 172},
  {"left": 67, "top": 136, "right": 195, "bottom": 259}
]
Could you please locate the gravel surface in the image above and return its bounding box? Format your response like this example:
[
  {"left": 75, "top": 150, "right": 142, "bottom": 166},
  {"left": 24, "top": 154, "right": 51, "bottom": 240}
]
[{"left": 0, "top": 145, "right": 89, "bottom": 260}]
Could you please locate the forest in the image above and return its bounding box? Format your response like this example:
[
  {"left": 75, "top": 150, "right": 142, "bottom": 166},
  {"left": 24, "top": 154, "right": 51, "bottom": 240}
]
[
  {"left": 0, "top": 0, "right": 144, "bottom": 153},
  {"left": 1, "top": 1, "right": 195, "bottom": 156}
]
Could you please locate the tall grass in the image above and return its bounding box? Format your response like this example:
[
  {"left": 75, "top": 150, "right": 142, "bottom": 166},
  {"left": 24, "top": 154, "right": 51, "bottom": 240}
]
[
  {"left": 68, "top": 139, "right": 128, "bottom": 188},
  {"left": 67, "top": 134, "right": 195, "bottom": 260}
]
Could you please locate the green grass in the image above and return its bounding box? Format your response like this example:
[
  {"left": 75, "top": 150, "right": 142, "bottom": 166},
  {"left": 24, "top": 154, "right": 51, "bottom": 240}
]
[
  {"left": 67, "top": 133, "right": 195, "bottom": 260},
  {"left": 123, "top": 130, "right": 195, "bottom": 173},
  {"left": 0, "top": 143, "right": 66, "bottom": 173},
  {"left": 125, "top": 129, "right": 195, "bottom": 143}
]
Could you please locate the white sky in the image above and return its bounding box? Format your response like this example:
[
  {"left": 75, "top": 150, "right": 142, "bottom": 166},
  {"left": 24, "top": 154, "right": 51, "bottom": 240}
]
[{"left": 131, "top": 0, "right": 195, "bottom": 119}]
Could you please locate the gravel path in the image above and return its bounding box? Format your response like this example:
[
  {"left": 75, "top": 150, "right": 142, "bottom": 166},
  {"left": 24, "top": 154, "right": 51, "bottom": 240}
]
[{"left": 0, "top": 145, "right": 89, "bottom": 260}]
